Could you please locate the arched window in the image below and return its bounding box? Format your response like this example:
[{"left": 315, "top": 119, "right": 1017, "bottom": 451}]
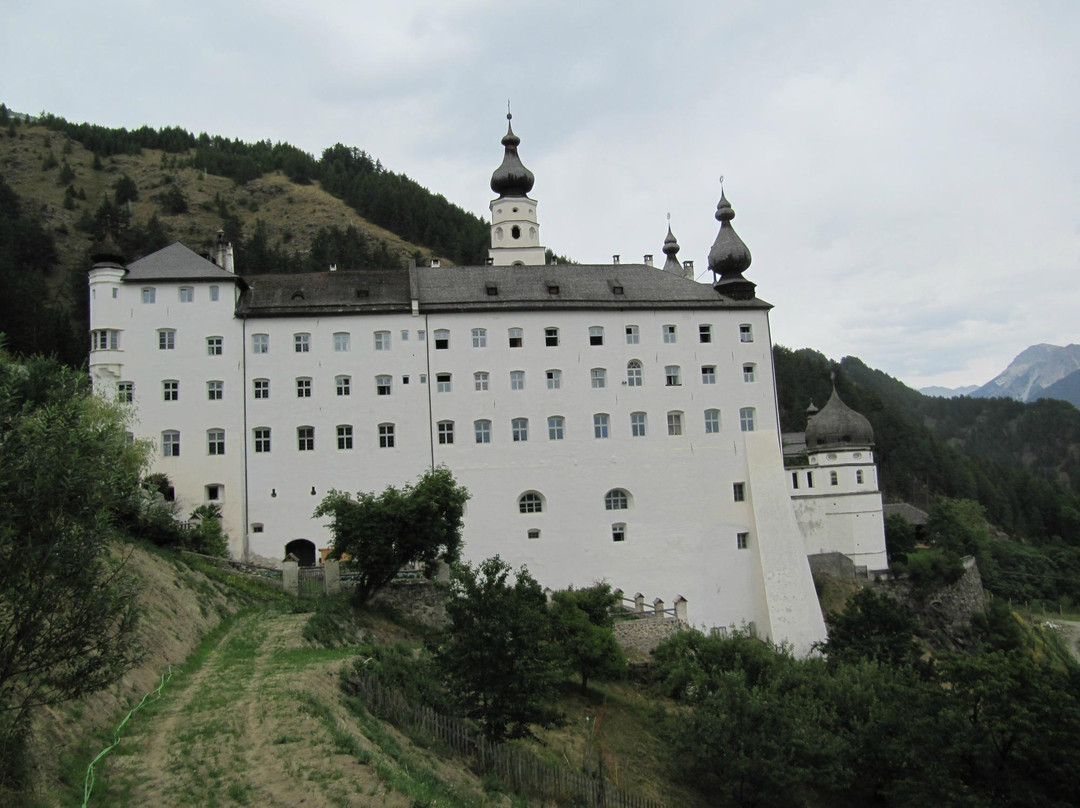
[
  {"left": 604, "top": 488, "right": 630, "bottom": 510},
  {"left": 519, "top": 492, "right": 543, "bottom": 514},
  {"left": 626, "top": 360, "right": 642, "bottom": 386}
]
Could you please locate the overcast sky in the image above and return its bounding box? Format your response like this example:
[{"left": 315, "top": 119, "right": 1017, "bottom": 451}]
[{"left": 4, "top": 0, "right": 1078, "bottom": 389}]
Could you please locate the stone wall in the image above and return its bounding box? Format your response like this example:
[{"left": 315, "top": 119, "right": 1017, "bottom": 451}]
[
  {"left": 369, "top": 580, "right": 450, "bottom": 629},
  {"left": 918, "top": 556, "right": 988, "bottom": 633},
  {"left": 613, "top": 615, "right": 685, "bottom": 655}
]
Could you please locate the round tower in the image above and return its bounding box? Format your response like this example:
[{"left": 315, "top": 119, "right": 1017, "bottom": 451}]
[{"left": 488, "top": 112, "right": 546, "bottom": 266}]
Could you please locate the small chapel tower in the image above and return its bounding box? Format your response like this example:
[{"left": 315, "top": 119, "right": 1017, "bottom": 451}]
[{"left": 488, "top": 112, "right": 546, "bottom": 266}]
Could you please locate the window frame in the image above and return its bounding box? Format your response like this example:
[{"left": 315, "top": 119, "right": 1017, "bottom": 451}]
[
  {"left": 207, "top": 429, "right": 225, "bottom": 456},
  {"left": 547, "top": 415, "right": 564, "bottom": 440},
  {"left": 544, "top": 327, "right": 559, "bottom": 347},
  {"left": 590, "top": 368, "right": 607, "bottom": 389},
  {"left": 161, "top": 430, "right": 180, "bottom": 457},
  {"left": 701, "top": 365, "right": 717, "bottom": 384},
  {"left": 253, "top": 427, "right": 271, "bottom": 453},
  {"left": 743, "top": 363, "right": 756, "bottom": 383},
  {"left": 508, "top": 327, "right": 524, "bottom": 348},
  {"left": 434, "top": 329, "right": 450, "bottom": 350},
  {"left": 374, "top": 330, "right": 391, "bottom": 351},
  {"left": 333, "top": 331, "right": 351, "bottom": 352},
  {"left": 253, "top": 378, "right": 270, "bottom": 399},
  {"left": 297, "top": 426, "right": 315, "bottom": 451},
  {"left": 379, "top": 423, "right": 395, "bottom": 448},
  {"left": 662, "top": 324, "right": 677, "bottom": 344},
  {"left": 593, "top": 412, "right": 610, "bottom": 439},
  {"left": 158, "top": 329, "right": 176, "bottom": 351},
  {"left": 162, "top": 379, "right": 179, "bottom": 402},
  {"left": 179, "top": 286, "right": 194, "bottom": 303},
  {"left": 206, "top": 336, "right": 223, "bottom": 356},
  {"left": 207, "top": 380, "right": 223, "bottom": 401},
  {"left": 739, "top": 407, "right": 756, "bottom": 432},
  {"left": 699, "top": 324, "right": 712, "bottom": 343},
  {"left": 588, "top": 326, "right": 604, "bottom": 346},
  {"left": 625, "top": 325, "right": 639, "bottom": 345},
  {"left": 472, "top": 328, "right": 487, "bottom": 348},
  {"left": 739, "top": 324, "right": 754, "bottom": 343},
  {"left": 294, "top": 332, "right": 311, "bottom": 353},
  {"left": 626, "top": 360, "right": 642, "bottom": 387},
  {"left": 436, "top": 373, "right": 452, "bottom": 393},
  {"left": 546, "top": 369, "right": 561, "bottom": 390},
  {"left": 437, "top": 420, "right": 454, "bottom": 445},
  {"left": 474, "top": 371, "right": 490, "bottom": 391},
  {"left": 336, "top": 375, "right": 351, "bottom": 396},
  {"left": 519, "top": 492, "right": 543, "bottom": 514},
  {"left": 667, "top": 411, "right": 684, "bottom": 436},
  {"left": 665, "top": 365, "right": 681, "bottom": 386},
  {"left": 631, "top": 411, "right": 647, "bottom": 437},
  {"left": 512, "top": 417, "right": 529, "bottom": 442},
  {"left": 604, "top": 488, "right": 629, "bottom": 510},
  {"left": 376, "top": 374, "right": 392, "bottom": 396},
  {"left": 474, "top": 419, "right": 492, "bottom": 444},
  {"left": 296, "top": 377, "right": 312, "bottom": 398},
  {"left": 252, "top": 333, "right": 269, "bottom": 354},
  {"left": 510, "top": 370, "right": 525, "bottom": 391},
  {"left": 704, "top": 409, "right": 721, "bottom": 433},
  {"left": 337, "top": 425, "right": 354, "bottom": 450}
]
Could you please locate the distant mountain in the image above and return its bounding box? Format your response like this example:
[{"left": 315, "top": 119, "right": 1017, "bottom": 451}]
[
  {"left": 918, "top": 384, "right": 980, "bottom": 398},
  {"left": 1035, "top": 369, "right": 1080, "bottom": 409},
  {"left": 971, "top": 344, "right": 1080, "bottom": 402}
]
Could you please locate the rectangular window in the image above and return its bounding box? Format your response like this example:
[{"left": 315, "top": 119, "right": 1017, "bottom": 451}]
[
  {"left": 807, "top": 471, "right": 815, "bottom": 488},
  {"left": 508, "top": 327, "right": 523, "bottom": 348},
  {"left": 209, "top": 285, "right": 220, "bottom": 302},
  {"left": 739, "top": 407, "right": 756, "bottom": 432},
  {"left": 437, "top": 421, "right": 454, "bottom": 445},
  {"left": 297, "top": 426, "right": 314, "bottom": 451},
  {"left": 590, "top": 368, "right": 607, "bottom": 389},
  {"left": 296, "top": 378, "right": 312, "bottom": 398},
  {"left": 142, "top": 287, "right": 156, "bottom": 304},
  {"left": 594, "top": 413, "right": 610, "bottom": 439},
  {"left": 625, "top": 325, "right": 639, "bottom": 344},
  {"left": 336, "top": 376, "right": 351, "bottom": 396},
  {"left": 792, "top": 472, "right": 799, "bottom": 490},
  {"left": 254, "top": 427, "right": 271, "bottom": 453},
  {"left": 294, "top": 333, "right": 310, "bottom": 353},
  {"left": 545, "top": 327, "right": 559, "bottom": 347},
  {"left": 699, "top": 324, "right": 712, "bottom": 343},
  {"left": 91, "top": 329, "right": 120, "bottom": 350},
  {"left": 379, "top": 423, "right": 395, "bottom": 448},
  {"left": 117, "top": 381, "right": 133, "bottom": 403},
  {"left": 206, "top": 336, "right": 222, "bottom": 356},
  {"left": 162, "top": 430, "right": 179, "bottom": 457},
  {"left": 179, "top": 286, "right": 194, "bottom": 303},
  {"left": 663, "top": 324, "right": 677, "bottom": 343},
  {"left": 830, "top": 471, "right": 839, "bottom": 486},
  {"left": 474, "top": 371, "right": 489, "bottom": 391},
  {"left": 665, "top": 365, "right": 681, "bottom": 386},
  {"left": 401, "top": 330, "right": 409, "bottom": 341},
  {"left": 701, "top": 365, "right": 716, "bottom": 384},
  {"left": 739, "top": 324, "right": 754, "bottom": 343},
  {"left": 252, "top": 333, "right": 269, "bottom": 354},
  {"left": 856, "top": 469, "right": 865, "bottom": 484},
  {"left": 512, "top": 417, "right": 529, "bottom": 442},
  {"left": 743, "top": 363, "right": 756, "bottom": 383},
  {"left": 374, "top": 375, "right": 391, "bottom": 395},
  {"left": 548, "top": 416, "right": 564, "bottom": 440},
  {"left": 631, "top": 412, "right": 647, "bottom": 437},
  {"left": 546, "top": 369, "right": 561, "bottom": 389},
  {"left": 589, "top": 326, "right": 604, "bottom": 346},
  {"left": 162, "top": 380, "right": 178, "bottom": 401},
  {"left": 737, "top": 532, "right": 749, "bottom": 550},
  {"left": 253, "top": 379, "right": 269, "bottom": 399},
  {"left": 474, "top": 420, "right": 491, "bottom": 444},
  {"left": 612, "top": 523, "right": 626, "bottom": 543},
  {"left": 436, "top": 373, "right": 452, "bottom": 393},
  {"left": 417, "top": 330, "right": 425, "bottom": 342},
  {"left": 472, "top": 328, "right": 487, "bottom": 348},
  {"left": 510, "top": 370, "right": 525, "bottom": 391},
  {"left": 374, "top": 331, "right": 391, "bottom": 350},
  {"left": 333, "top": 332, "right": 351, "bottom": 352},
  {"left": 158, "top": 329, "right": 175, "bottom": 350},
  {"left": 733, "top": 482, "right": 746, "bottom": 502},
  {"left": 337, "top": 425, "right": 354, "bottom": 450},
  {"left": 434, "top": 329, "right": 450, "bottom": 350},
  {"left": 208, "top": 429, "right": 225, "bottom": 455},
  {"left": 207, "top": 380, "right": 223, "bottom": 401},
  {"left": 667, "top": 411, "right": 683, "bottom": 436},
  {"left": 705, "top": 409, "right": 721, "bottom": 433}
]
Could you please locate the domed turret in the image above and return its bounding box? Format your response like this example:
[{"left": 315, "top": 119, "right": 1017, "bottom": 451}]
[
  {"left": 805, "top": 388, "right": 874, "bottom": 449},
  {"left": 708, "top": 188, "right": 755, "bottom": 299},
  {"left": 490, "top": 112, "right": 535, "bottom": 198},
  {"left": 662, "top": 220, "right": 682, "bottom": 273}
]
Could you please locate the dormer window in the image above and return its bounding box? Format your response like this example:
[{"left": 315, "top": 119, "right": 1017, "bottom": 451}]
[
  {"left": 486, "top": 284, "right": 498, "bottom": 296},
  {"left": 547, "top": 284, "right": 560, "bottom": 295}
]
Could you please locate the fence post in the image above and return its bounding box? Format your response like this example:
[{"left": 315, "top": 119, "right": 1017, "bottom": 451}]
[
  {"left": 652, "top": 597, "right": 664, "bottom": 616},
  {"left": 281, "top": 560, "right": 299, "bottom": 597},
  {"left": 324, "top": 558, "right": 341, "bottom": 595},
  {"left": 633, "top": 592, "right": 645, "bottom": 612}
]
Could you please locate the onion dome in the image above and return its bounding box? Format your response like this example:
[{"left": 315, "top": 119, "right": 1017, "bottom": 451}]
[
  {"left": 90, "top": 229, "right": 125, "bottom": 267},
  {"left": 662, "top": 222, "right": 682, "bottom": 272},
  {"left": 805, "top": 388, "right": 875, "bottom": 449},
  {"left": 806, "top": 400, "right": 819, "bottom": 417},
  {"left": 490, "top": 112, "right": 535, "bottom": 197},
  {"left": 708, "top": 189, "right": 755, "bottom": 299}
]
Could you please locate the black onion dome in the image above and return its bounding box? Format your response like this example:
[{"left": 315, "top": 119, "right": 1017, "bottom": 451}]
[
  {"left": 805, "top": 388, "right": 875, "bottom": 449},
  {"left": 709, "top": 189, "right": 755, "bottom": 299},
  {"left": 90, "top": 230, "right": 125, "bottom": 266},
  {"left": 662, "top": 223, "right": 682, "bottom": 272},
  {"left": 490, "top": 113, "right": 535, "bottom": 197}
]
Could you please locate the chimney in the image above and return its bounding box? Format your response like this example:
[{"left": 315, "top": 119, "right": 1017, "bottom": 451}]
[
  {"left": 682, "top": 259, "right": 693, "bottom": 280},
  {"left": 431, "top": 258, "right": 441, "bottom": 268},
  {"left": 329, "top": 264, "right": 337, "bottom": 272},
  {"left": 223, "top": 241, "right": 234, "bottom": 273},
  {"left": 213, "top": 230, "right": 226, "bottom": 268},
  {"left": 644, "top": 254, "right": 654, "bottom": 267},
  {"left": 613, "top": 254, "right": 620, "bottom": 265}
]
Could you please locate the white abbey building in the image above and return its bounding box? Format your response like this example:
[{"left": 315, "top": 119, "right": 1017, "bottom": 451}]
[{"left": 88, "top": 116, "right": 887, "bottom": 654}]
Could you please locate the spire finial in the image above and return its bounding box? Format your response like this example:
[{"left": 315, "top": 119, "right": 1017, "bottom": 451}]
[
  {"left": 490, "top": 109, "right": 534, "bottom": 197},
  {"left": 507, "top": 99, "right": 512, "bottom": 121}
]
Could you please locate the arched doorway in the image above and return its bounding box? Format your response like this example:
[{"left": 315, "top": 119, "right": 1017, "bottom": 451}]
[{"left": 284, "top": 538, "right": 317, "bottom": 567}]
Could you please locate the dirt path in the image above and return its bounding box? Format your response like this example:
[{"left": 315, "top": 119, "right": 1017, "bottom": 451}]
[
  {"left": 1055, "top": 619, "right": 1080, "bottom": 664},
  {"left": 96, "top": 611, "right": 410, "bottom": 807}
]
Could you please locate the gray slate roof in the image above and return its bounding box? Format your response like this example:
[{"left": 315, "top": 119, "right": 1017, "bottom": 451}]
[
  {"left": 125, "top": 243, "right": 241, "bottom": 283},
  {"left": 236, "top": 263, "right": 771, "bottom": 318}
]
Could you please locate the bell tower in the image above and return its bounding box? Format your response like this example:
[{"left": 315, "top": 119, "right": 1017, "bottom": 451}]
[{"left": 488, "top": 111, "right": 546, "bottom": 266}]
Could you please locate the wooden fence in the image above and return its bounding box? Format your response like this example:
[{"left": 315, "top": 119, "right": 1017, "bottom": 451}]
[{"left": 343, "top": 673, "right": 666, "bottom": 808}]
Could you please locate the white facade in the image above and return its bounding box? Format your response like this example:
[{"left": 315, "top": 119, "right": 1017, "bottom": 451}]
[{"left": 86, "top": 125, "right": 864, "bottom": 654}]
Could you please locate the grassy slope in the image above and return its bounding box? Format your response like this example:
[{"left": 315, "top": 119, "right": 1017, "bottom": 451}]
[{"left": 0, "top": 122, "right": 442, "bottom": 283}]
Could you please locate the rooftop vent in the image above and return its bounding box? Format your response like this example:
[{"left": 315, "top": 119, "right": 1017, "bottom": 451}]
[
  {"left": 644, "top": 254, "right": 654, "bottom": 266},
  {"left": 485, "top": 257, "right": 494, "bottom": 266},
  {"left": 613, "top": 254, "right": 621, "bottom": 265},
  {"left": 291, "top": 290, "right": 305, "bottom": 300},
  {"left": 355, "top": 289, "right": 369, "bottom": 299},
  {"left": 485, "top": 284, "right": 499, "bottom": 296},
  {"left": 612, "top": 284, "right": 625, "bottom": 295},
  {"left": 547, "top": 284, "right": 560, "bottom": 294},
  {"left": 683, "top": 260, "right": 694, "bottom": 271}
]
